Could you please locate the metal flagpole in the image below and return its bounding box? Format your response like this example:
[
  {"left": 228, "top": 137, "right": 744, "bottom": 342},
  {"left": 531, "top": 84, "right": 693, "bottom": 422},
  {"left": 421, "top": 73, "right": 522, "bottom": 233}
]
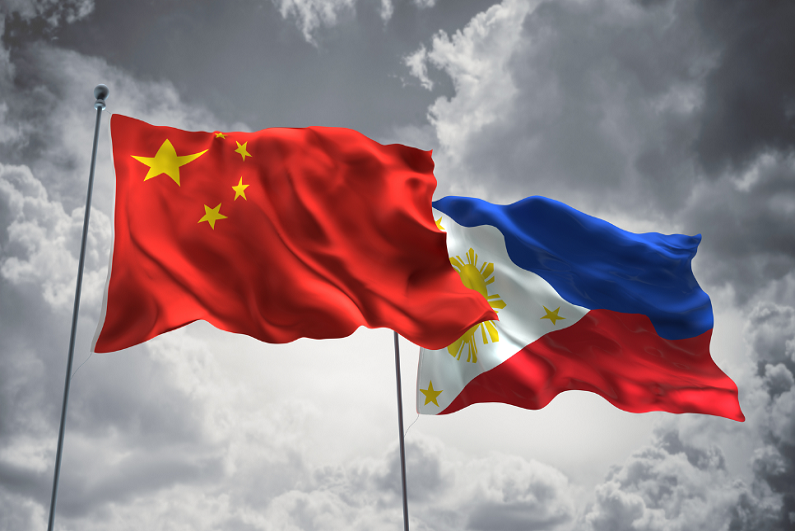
[
  {"left": 393, "top": 331, "right": 410, "bottom": 531},
  {"left": 46, "top": 84, "right": 109, "bottom": 531}
]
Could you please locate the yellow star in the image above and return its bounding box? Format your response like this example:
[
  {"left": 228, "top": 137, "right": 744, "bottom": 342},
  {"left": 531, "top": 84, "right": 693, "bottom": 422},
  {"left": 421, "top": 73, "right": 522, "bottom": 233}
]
[
  {"left": 131, "top": 139, "right": 207, "bottom": 187},
  {"left": 541, "top": 306, "right": 565, "bottom": 325},
  {"left": 232, "top": 177, "right": 249, "bottom": 200},
  {"left": 234, "top": 141, "right": 251, "bottom": 161},
  {"left": 420, "top": 381, "right": 443, "bottom": 407},
  {"left": 198, "top": 203, "right": 227, "bottom": 230},
  {"left": 435, "top": 217, "right": 445, "bottom": 231},
  {"left": 215, "top": 132, "right": 226, "bottom": 139}
]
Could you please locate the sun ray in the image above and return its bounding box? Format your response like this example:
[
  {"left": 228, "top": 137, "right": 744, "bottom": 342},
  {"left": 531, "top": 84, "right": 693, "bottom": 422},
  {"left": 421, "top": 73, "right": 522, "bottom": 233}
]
[{"left": 446, "top": 247, "right": 506, "bottom": 363}]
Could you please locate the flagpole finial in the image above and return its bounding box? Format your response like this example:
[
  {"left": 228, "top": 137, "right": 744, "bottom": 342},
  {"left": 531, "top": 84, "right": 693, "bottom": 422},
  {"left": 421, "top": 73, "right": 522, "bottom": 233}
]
[{"left": 94, "top": 84, "right": 109, "bottom": 109}]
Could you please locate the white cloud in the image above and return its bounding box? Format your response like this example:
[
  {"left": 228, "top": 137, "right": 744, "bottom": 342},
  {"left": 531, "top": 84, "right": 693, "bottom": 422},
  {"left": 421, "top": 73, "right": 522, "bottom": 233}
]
[
  {"left": 379, "top": 0, "right": 393, "bottom": 21},
  {"left": 271, "top": 0, "right": 356, "bottom": 44},
  {"left": 417, "top": 0, "right": 535, "bottom": 170},
  {"left": 403, "top": 44, "right": 432, "bottom": 90},
  {"left": 269, "top": 0, "right": 396, "bottom": 44},
  {"left": 0, "top": 162, "right": 111, "bottom": 311},
  {"left": 248, "top": 436, "right": 576, "bottom": 531}
]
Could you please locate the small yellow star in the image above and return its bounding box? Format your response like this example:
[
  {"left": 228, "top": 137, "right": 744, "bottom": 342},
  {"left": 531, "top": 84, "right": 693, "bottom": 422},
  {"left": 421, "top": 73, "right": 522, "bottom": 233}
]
[
  {"left": 232, "top": 177, "right": 249, "bottom": 200},
  {"left": 435, "top": 217, "right": 445, "bottom": 231},
  {"left": 131, "top": 139, "right": 207, "bottom": 186},
  {"left": 420, "top": 381, "right": 443, "bottom": 407},
  {"left": 234, "top": 141, "right": 251, "bottom": 161},
  {"left": 541, "top": 306, "right": 565, "bottom": 325},
  {"left": 198, "top": 203, "right": 227, "bottom": 230},
  {"left": 215, "top": 132, "right": 226, "bottom": 139}
]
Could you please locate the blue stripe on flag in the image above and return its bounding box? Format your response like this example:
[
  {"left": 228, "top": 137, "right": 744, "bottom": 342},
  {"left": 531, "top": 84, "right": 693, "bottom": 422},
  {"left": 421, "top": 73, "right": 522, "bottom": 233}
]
[{"left": 433, "top": 196, "right": 712, "bottom": 340}]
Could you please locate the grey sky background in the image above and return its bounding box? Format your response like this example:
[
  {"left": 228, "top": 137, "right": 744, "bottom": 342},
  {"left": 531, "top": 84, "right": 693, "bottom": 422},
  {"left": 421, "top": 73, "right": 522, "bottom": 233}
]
[{"left": 1, "top": 0, "right": 794, "bottom": 529}]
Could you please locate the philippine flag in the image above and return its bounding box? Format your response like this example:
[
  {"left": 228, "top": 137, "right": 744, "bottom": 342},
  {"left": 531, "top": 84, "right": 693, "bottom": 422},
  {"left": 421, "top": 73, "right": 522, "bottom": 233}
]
[{"left": 416, "top": 196, "right": 744, "bottom": 422}]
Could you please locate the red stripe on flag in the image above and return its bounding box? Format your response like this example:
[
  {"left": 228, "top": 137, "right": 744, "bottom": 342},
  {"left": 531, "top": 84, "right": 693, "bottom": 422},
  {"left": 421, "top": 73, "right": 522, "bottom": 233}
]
[{"left": 442, "top": 309, "right": 744, "bottom": 421}]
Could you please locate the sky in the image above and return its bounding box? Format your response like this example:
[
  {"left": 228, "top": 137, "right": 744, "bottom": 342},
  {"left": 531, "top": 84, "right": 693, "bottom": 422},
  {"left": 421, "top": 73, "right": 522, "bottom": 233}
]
[{"left": 0, "top": 0, "right": 794, "bottom": 529}]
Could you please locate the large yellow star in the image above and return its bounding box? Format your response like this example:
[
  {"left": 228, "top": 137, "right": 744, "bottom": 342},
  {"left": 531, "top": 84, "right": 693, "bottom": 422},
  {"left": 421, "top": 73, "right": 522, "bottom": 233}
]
[
  {"left": 234, "top": 141, "right": 251, "bottom": 161},
  {"left": 420, "top": 381, "right": 443, "bottom": 407},
  {"left": 541, "top": 306, "right": 565, "bottom": 325},
  {"left": 198, "top": 203, "right": 227, "bottom": 230},
  {"left": 232, "top": 177, "right": 249, "bottom": 200},
  {"left": 131, "top": 139, "right": 207, "bottom": 186}
]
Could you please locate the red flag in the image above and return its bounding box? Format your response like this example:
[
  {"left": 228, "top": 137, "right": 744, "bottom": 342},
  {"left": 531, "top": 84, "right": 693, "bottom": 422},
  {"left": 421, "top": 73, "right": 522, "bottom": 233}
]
[{"left": 93, "top": 115, "right": 497, "bottom": 353}]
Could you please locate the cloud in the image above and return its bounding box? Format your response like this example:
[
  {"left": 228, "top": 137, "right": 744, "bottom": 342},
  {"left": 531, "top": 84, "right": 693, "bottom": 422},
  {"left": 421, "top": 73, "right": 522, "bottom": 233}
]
[
  {"left": 418, "top": 0, "right": 534, "bottom": 176},
  {"left": 0, "top": 162, "right": 111, "bottom": 310},
  {"left": 578, "top": 298, "right": 795, "bottom": 531},
  {"left": 270, "top": 0, "right": 356, "bottom": 44},
  {"left": 248, "top": 435, "right": 576, "bottom": 531},
  {"left": 403, "top": 44, "right": 432, "bottom": 90},
  {"left": 0, "top": 103, "right": 21, "bottom": 144},
  {"left": 407, "top": 0, "right": 723, "bottom": 211},
  {"left": 681, "top": 153, "right": 795, "bottom": 303},
  {"left": 581, "top": 430, "right": 782, "bottom": 531},
  {"left": 694, "top": 0, "right": 795, "bottom": 175},
  {"left": 1, "top": 0, "right": 794, "bottom": 529},
  {"left": 269, "top": 0, "right": 397, "bottom": 45},
  {"left": 462, "top": 456, "right": 574, "bottom": 531},
  {"left": 745, "top": 303, "right": 795, "bottom": 367},
  {"left": 378, "top": 0, "right": 392, "bottom": 22},
  {"left": 405, "top": 0, "right": 795, "bottom": 305},
  {"left": 0, "top": 0, "right": 94, "bottom": 26}
]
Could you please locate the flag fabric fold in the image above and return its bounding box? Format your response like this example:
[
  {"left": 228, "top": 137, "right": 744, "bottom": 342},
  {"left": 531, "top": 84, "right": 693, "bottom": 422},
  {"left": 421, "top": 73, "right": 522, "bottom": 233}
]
[
  {"left": 416, "top": 196, "right": 744, "bottom": 422},
  {"left": 93, "top": 115, "right": 497, "bottom": 353}
]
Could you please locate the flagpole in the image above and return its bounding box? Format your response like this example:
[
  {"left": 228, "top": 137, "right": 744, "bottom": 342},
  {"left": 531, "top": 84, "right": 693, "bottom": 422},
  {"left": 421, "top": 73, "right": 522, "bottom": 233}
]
[
  {"left": 46, "top": 84, "right": 108, "bottom": 531},
  {"left": 393, "top": 331, "right": 410, "bottom": 531}
]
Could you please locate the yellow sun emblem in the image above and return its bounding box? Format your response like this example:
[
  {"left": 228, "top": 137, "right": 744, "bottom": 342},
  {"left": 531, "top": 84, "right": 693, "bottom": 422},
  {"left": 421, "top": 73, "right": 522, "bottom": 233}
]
[{"left": 447, "top": 248, "right": 506, "bottom": 363}]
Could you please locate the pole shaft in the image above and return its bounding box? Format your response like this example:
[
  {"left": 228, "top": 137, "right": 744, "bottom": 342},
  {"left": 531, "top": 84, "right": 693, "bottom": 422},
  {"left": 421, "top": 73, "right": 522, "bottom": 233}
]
[
  {"left": 393, "top": 331, "right": 410, "bottom": 531},
  {"left": 47, "top": 103, "right": 104, "bottom": 531}
]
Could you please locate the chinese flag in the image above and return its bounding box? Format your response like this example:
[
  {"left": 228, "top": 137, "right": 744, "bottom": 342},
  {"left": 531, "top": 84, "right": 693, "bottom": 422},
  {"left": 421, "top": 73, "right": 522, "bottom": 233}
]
[{"left": 93, "top": 115, "right": 497, "bottom": 353}]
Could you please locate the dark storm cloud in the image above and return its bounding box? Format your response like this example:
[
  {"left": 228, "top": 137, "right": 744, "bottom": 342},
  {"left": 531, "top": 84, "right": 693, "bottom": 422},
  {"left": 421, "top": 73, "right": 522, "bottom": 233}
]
[
  {"left": 0, "top": 0, "right": 94, "bottom": 25},
  {"left": 415, "top": 0, "right": 714, "bottom": 210},
  {"left": 408, "top": 0, "right": 795, "bottom": 304},
  {"left": 632, "top": 0, "right": 670, "bottom": 7},
  {"left": 0, "top": 0, "right": 502, "bottom": 141},
  {"left": 682, "top": 154, "right": 795, "bottom": 303},
  {"left": 745, "top": 302, "right": 795, "bottom": 368},
  {"left": 679, "top": 0, "right": 795, "bottom": 302},
  {"left": 745, "top": 303, "right": 795, "bottom": 529},
  {"left": 581, "top": 428, "right": 783, "bottom": 531},
  {"left": 694, "top": 0, "right": 795, "bottom": 175}
]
